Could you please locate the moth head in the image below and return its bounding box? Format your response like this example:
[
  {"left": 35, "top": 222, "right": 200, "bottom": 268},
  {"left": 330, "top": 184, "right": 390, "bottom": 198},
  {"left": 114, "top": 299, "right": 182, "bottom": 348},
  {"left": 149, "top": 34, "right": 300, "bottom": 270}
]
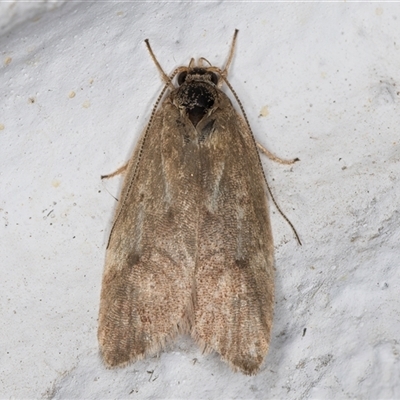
[{"left": 177, "top": 68, "right": 219, "bottom": 86}]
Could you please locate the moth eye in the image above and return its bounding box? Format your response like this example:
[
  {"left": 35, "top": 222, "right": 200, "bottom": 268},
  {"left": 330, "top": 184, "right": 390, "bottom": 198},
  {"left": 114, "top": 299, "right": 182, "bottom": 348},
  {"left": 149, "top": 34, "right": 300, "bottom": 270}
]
[
  {"left": 177, "top": 71, "right": 188, "bottom": 86},
  {"left": 210, "top": 72, "right": 218, "bottom": 85}
]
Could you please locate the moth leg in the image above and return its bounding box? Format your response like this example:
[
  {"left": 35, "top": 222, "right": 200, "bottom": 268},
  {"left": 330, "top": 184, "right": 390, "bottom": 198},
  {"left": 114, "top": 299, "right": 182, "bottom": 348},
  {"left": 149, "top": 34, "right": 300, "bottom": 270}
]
[
  {"left": 256, "top": 142, "right": 302, "bottom": 245},
  {"left": 101, "top": 162, "right": 128, "bottom": 180},
  {"left": 256, "top": 142, "right": 300, "bottom": 165}
]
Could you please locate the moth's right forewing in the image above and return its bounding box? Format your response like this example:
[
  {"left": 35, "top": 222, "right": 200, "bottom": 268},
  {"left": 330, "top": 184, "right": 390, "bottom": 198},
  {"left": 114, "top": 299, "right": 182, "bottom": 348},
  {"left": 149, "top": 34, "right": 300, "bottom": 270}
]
[
  {"left": 192, "top": 92, "right": 274, "bottom": 375},
  {"left": 98, "top": 99, "right": 197, "bottom": 367}
]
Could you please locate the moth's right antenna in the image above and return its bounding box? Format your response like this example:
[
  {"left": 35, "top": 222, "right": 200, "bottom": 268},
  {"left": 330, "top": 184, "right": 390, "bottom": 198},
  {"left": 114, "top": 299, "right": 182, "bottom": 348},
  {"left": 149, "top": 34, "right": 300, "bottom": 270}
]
[{"left": 222, "top": 29, "right": 239, "bottom": 77}]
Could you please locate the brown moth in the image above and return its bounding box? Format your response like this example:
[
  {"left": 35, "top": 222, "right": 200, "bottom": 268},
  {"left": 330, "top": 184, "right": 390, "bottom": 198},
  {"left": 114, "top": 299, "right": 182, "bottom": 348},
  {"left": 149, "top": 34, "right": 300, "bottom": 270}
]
[{"left": 98, "top": 30, "right": 298, "bottom": 375}]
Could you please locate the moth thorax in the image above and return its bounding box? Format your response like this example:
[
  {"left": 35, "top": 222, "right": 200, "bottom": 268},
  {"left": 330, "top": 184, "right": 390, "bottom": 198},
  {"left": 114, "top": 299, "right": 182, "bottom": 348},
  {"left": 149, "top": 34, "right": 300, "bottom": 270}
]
[{"left": 177, "top": 81, "right": 217, "bottom": 127}]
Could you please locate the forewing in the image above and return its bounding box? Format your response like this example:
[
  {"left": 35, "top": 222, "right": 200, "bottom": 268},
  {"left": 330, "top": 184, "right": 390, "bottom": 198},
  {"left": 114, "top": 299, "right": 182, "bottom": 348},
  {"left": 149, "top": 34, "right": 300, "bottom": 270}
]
[
  {"left": 192, "top": 98, "right": 274, "bottom": 375},
  {"left": 98, "top": 102, "right": 199, "bottom": 367}
]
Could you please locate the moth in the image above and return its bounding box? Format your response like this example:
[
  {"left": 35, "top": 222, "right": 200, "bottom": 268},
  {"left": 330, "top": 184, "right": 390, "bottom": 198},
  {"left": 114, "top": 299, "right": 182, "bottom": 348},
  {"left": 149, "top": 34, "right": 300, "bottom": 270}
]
[{"left": 98, "top": 30, "right": 299, "bottom": 375}]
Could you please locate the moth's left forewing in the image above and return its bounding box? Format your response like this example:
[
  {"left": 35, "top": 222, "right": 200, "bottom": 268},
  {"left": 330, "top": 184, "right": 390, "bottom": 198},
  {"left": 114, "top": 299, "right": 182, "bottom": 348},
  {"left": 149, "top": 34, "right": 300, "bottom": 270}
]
[{"left": 192, "top": 90, "right": 274, "bottom": 375}]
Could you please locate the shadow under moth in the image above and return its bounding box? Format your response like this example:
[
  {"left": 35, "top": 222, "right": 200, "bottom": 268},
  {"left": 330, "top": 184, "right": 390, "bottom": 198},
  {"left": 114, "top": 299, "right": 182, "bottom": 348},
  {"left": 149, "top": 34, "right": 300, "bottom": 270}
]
[{"left": 98, "top": 30, "right": 299, "bottom": 375}]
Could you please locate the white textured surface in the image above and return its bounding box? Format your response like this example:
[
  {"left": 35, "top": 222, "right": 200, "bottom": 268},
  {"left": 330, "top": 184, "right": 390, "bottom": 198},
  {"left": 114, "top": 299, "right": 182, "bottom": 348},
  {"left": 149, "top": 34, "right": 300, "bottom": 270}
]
[{"left": 1, "top": 3, "right": 399, "bottom": 399}]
